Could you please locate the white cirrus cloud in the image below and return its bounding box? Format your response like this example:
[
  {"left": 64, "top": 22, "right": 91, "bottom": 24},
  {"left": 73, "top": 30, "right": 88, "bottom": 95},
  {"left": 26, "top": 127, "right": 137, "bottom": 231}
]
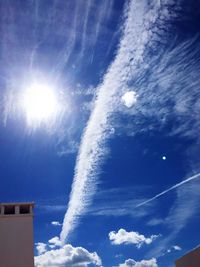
[
  {"left": 34, "top": 244, "right": 102, "bottom": 267},
  {"left": 109, "top": 228, "right": 159, "bottom": 248},
  {"left": 116, "top": 258, "right": 158, "bottom": 267},
  {"left": 60, "top": 0, "right": 179, "bottom": 243},
  {"left": 121, "top": 91, "right": 138, "bottom": 108},
  {"left": 88, "top": 186, "right": 157, "bottom": 218},
  {"left": 147, "top": 218, "right": 164, "bottom": 226}
]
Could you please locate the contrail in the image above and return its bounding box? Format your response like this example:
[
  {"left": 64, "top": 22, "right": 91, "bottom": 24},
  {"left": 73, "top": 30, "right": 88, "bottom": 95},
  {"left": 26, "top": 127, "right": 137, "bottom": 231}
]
[
  {"left": 60, "top": 0, "right": 181, "bottom": 244},
  {"left": 136, "top": 172, "right": 200, "bottom": 208}
]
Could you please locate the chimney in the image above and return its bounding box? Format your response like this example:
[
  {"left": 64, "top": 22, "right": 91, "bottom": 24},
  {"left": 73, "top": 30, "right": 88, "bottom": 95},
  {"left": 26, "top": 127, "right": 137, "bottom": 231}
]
[{"left": 0, "top": 202, "right": 35, "bottom": 267}]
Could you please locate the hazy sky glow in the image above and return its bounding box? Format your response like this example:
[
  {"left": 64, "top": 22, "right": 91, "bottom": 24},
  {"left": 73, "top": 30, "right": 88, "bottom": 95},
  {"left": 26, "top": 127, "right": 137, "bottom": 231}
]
[{"left": 0, "top": 0, "right": 200, "bottom": 266}]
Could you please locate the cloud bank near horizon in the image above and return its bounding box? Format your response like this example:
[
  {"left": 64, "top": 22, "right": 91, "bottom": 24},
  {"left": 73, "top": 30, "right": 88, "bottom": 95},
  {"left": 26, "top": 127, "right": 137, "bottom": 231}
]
[
  {"left": 116, "top": 258, "right": 158, "bottom": 267},
  {"left": 35, "top": 243, "right": 102, "bottom": 267}
]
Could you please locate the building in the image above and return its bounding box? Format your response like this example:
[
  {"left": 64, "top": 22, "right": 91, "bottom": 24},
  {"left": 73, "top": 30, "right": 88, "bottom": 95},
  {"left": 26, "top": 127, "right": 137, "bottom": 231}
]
[
  {"left": 0, "top": 202, "right": 35, "bottom": 267},
  {"left": 175, "top": 246, "right": 200, "bottom": 267}
]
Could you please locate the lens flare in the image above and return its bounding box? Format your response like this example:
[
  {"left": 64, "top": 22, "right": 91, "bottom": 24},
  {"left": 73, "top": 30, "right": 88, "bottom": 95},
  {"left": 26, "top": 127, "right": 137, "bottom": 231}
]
[{"left": 22, "top": 83, "right": 58, "bottom": 124}]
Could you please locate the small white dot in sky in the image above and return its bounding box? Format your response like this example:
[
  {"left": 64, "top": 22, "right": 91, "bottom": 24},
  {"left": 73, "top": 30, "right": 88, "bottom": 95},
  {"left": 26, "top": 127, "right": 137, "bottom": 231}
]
[{"left": 162, "top": 156, "right": 166, "bottom": 160}]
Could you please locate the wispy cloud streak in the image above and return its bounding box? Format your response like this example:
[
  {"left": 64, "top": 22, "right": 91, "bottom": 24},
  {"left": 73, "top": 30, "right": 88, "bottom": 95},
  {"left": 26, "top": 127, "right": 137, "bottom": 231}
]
[
  {"left": 80, "top": 0, "right": 114, "bottom": 63},
  {"left": 53, "top": 1, "right": 81, "bottom": 75},
  {"left": 136, "top": 172, "right": 200, "bottom": 208},
  {"left": 79, "top": 0, "right": 92, "bottom": 58},
  {"left": 60, "top": 0, "right": 180, "bottom": 243}
]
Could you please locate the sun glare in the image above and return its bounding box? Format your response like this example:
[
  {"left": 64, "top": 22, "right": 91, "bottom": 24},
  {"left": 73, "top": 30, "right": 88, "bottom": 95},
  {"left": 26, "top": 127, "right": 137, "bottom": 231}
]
[{"left": 22, "top": 83, "right": 58, "bottom": 124}]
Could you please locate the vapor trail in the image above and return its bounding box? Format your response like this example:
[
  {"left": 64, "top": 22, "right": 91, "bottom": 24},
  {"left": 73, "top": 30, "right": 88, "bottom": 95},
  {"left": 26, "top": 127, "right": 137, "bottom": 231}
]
[
  {"left": 136, "top": 172, "right": 200, "bottom": 208},
  {"left": 60, "top": 0, "right": 180, "bottom": 244}
]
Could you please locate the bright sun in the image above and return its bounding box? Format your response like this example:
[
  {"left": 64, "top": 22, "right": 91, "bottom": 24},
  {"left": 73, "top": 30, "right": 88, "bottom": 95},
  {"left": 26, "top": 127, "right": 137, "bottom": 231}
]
[{"left": 22, "top": 83, "right": 58, "bottom": 124}]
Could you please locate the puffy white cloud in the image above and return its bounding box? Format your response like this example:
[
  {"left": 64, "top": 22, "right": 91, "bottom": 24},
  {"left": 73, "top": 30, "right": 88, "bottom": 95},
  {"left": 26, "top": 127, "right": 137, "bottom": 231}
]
[
  {"left": 109, "top": 229, "right": 159, "bottom": 248},
  {"left": 165, "top": 245, "right": 182, "bottom": 254},
  {"left": 121, "top": 91, "right": 138, "bottom": 108},
  {"left": 48, "top": 236, "right": 62, "bottom": 247},
  {"left": 117, "top": 258, "right": 158, "bottom": 267},
  {"left": 34, "top": 244, "right": 102, "bottom": 267},
  {"left": 51, "top": 221, "right": 62, "bottom": 226},
  {"left": 162, "top": 244, "right": 182, "bottom": 256},
  {"left": 35, "top": 242, "right": 47, "bottom": 255},
  {"left": 173, "top": 245, "right": 182, "bottom": 251}
]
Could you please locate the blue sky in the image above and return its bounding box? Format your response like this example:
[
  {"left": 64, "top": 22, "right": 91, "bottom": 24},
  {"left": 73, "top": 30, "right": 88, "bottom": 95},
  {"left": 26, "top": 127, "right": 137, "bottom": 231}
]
[{"left": 0, "top": 0, "right": 200, "bottom": 266}]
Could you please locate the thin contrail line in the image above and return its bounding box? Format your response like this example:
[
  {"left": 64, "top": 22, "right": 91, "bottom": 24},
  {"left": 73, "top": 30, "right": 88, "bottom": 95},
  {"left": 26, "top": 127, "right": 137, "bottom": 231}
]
[{"left": 136, "top": 172, "right": 200, "bottom": 208}]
